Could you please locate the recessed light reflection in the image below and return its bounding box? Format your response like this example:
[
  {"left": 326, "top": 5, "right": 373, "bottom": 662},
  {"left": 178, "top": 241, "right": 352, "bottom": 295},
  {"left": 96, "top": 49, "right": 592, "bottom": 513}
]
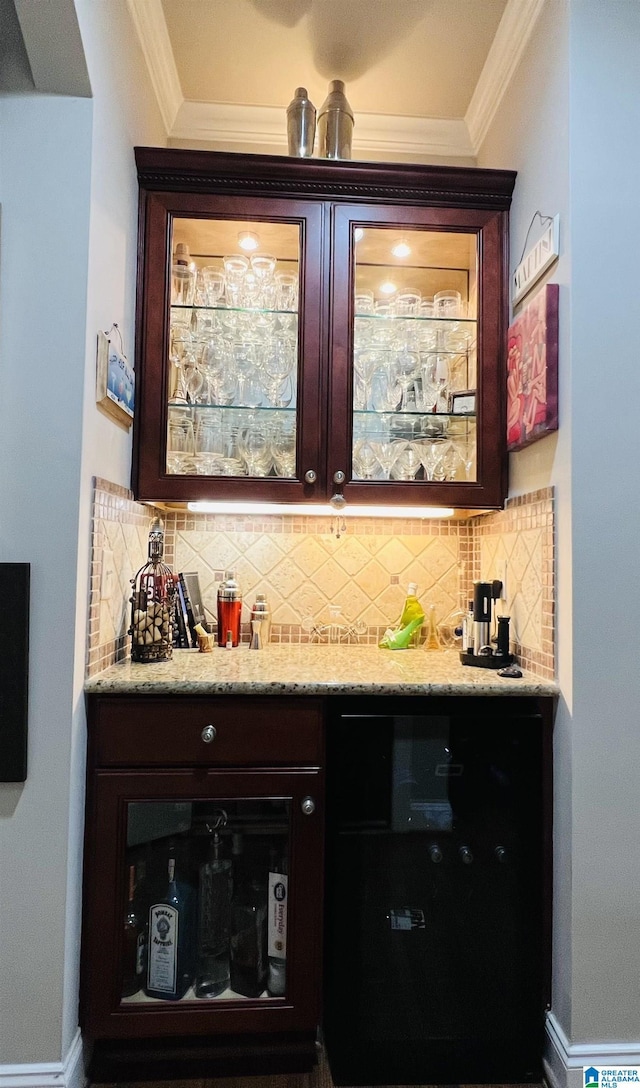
[
  {"left": 238, "top": 231, "right": 260, "bottom": 251},
  {"left": 354, "top": 227, "right": 364, "bottom": 242},
  {"left": 379, "top": 281, "right": 397, "bottom": 295},
  {"left": 391, "top": 241, "right": 411, "bottom": 258}
]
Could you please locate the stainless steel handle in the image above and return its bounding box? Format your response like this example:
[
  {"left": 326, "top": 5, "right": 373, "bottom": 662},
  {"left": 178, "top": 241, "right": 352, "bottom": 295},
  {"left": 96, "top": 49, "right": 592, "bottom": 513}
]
[
  {"left": 301, "top": 796, "right": 316, "bottom": 816},
  {"left": 333, "top": 469, "right": 346, "bottom": 485},
  {"left": 201, "top": 724, "right": 217, "bottom": 743},
  {"left": 304, "top": 469, "right": 317, "bottom": 484}
]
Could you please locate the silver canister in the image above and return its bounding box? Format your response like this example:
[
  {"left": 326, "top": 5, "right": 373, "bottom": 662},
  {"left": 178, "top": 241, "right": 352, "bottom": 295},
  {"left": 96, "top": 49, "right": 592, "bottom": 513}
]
[
  {"left": 286, "top": 87, "right": 316, "bottom": 157},
  {"left": 317, "top": 80, "right": 354, "bottom": 160}
]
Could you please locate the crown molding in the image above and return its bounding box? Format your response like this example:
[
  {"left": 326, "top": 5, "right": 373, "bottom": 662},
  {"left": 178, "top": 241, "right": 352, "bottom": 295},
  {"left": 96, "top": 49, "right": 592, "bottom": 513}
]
[
  {"left": 172, "top": 100, "right": 475, "bottom": 160},
  {"left": 126, "top": 0, "right": 182, "bottom": 133},
  {"left": 130, "top": 0, "right": 544, "bottom": 161},
  {"left": 466, "top": 0, "right": 546, "bottom": 153}
]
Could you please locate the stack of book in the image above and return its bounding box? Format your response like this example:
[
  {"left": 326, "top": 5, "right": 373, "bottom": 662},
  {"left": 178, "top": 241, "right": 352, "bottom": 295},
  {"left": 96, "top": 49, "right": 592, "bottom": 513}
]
[{"left": 173, "top": 571, "right": 207, "bottom": 648}]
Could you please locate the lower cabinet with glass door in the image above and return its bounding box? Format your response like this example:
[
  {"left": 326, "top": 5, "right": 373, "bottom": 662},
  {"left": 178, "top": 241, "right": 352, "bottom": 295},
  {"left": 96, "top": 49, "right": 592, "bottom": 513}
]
[{"left": 80, "top": 696, "right": 324, "bottom": 1081}]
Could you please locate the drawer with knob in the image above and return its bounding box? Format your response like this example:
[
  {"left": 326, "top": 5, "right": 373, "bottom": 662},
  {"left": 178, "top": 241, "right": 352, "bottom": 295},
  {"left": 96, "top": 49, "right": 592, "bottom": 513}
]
[{"left": 91, "top": 695, "right": 323, "bottom": 767}]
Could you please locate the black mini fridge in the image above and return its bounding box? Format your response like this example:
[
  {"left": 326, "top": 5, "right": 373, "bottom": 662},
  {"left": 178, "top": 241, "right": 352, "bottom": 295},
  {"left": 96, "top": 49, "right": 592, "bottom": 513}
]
[{"left": 323, "top": 696, "right": 552, "bottom": 1086}]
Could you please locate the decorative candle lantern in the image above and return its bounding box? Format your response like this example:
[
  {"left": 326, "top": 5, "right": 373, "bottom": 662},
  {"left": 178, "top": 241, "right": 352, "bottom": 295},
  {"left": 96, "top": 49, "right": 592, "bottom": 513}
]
[{"left": 129, "top": 517, "right": 175, "bottom": 662}]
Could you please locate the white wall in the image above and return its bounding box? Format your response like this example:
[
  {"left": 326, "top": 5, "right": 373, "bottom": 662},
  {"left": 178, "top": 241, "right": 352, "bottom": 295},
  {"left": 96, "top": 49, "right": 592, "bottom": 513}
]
[
  {"left": 567, "top": 0, "right": 640, "bottom": 1044},
  {"left": 0, "top": 92, "right": 93, "bottom": 1065},
  {"left": 480, "top": 0, "right": 640, "bottom": 1059},
  {"left": 477, "top": 0, "right": 574, "bottom": 1040},
  {"left": 0, "top": 0, "right": 165, "bottom": 1069}
]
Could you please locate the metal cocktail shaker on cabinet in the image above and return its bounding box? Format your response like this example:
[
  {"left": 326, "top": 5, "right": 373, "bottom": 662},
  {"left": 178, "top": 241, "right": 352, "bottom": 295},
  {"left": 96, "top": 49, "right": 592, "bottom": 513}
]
[
  {"left": 317, "top": 80, "right": 354, "bottom": 159},
  {"left": 286, "top": 87, "right": 316, "bottom": 157}
]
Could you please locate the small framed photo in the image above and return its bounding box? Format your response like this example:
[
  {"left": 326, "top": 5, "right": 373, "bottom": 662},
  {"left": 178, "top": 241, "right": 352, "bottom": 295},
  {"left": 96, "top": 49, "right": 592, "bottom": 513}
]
[
  {"left": 96, "top": 330, "right": 135, "bottom": 428},
  {"left": 449, "top": 390, "right": 476, "bottom": 415}
]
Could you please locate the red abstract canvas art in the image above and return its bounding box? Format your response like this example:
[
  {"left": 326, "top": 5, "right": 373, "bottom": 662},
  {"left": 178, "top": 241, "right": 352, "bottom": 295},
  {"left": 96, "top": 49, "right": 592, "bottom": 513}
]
[{"left": 506, "top": 283, "right": 559, "bottom": 452}]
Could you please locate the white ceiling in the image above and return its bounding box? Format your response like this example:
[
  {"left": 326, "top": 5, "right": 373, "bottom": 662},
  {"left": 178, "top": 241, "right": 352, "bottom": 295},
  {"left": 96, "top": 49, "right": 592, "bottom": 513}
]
[{"left": 127, "top": 0, "right": 546, "bottom": 162}]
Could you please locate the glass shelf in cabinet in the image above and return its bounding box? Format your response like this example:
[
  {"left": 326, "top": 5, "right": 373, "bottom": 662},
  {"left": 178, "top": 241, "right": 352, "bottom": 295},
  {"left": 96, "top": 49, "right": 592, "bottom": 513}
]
[
  {"left": 170, "top": 303, "right": 298, "bottom": 317},
  {"left": 352, "top": 408, "right": 476, "bottom": 420},
  {"left": 352, "top": 312, "right": 476, "bottom": 326},
  {"left": 178, "top": 403, "right": 297, "bottom": 414}
]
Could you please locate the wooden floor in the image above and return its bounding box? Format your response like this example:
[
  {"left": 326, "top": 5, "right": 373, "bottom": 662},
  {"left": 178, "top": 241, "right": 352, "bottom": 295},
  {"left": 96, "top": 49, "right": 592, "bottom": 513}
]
[{"left": 93, "top": 1044, "right": 542, "bottom": 1088}]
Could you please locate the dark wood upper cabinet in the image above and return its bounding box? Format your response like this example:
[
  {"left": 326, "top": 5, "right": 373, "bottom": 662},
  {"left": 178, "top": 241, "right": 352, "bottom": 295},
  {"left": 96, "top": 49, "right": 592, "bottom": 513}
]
[{"left": 133, "top": 148, "right": 515, "bottom": 509}]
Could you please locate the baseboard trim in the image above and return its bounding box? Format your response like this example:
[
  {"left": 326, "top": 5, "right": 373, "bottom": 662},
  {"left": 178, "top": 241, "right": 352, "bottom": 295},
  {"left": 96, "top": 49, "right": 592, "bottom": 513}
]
[
  {"left": 545, "top": 1012, "right": 640, "bottom": 1088},
  {"left": 0, "top": 1030, "right": 85, "bottom": 1088}
]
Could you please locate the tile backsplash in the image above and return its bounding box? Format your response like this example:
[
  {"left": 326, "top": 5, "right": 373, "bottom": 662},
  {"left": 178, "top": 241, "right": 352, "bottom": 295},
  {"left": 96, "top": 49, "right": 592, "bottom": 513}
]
[{"left": 87, "top": 478, "right": 554, "bottom": 679}]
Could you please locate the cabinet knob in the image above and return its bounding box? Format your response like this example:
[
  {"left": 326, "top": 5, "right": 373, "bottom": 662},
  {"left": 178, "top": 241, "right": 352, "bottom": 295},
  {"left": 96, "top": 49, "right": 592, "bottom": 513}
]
[
  {"left": 333, "top": 469, "right": 346, "bottom": 485},
  {"left": 304, "top": 469, "right": 317, "bottom": 484},
  {"left": 301, "top": 795, "right": 316, "bottom": 816},
  {"left": 459, "top": 845, "right": 473, "bottom": 865},
  {"left": 201, "top": 724, "right": 217, "bottom": 743},
  {"left": 428, "top": 843, "right": 443, "bottom": 864}
]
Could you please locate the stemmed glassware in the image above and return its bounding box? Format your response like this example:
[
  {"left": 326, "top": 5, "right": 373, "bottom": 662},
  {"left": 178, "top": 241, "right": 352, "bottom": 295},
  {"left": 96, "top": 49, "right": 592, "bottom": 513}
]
[
  {"left": 167, "top": 239, "right": 304, "bottom": 476},
  {"left": 237, "top": 416, "right": 273, "bottom": 476},
  {"left": 262, "top": 335, "right": 296, "bottom": 407},
  {"left": 271, "top": 419, "right": 296, "bottom": 477}
]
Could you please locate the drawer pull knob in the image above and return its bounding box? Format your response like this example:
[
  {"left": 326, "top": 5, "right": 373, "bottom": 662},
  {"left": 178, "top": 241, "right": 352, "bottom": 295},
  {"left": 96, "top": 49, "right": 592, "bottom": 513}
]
[
  {"left": 201, "top": 724, "right": 217, "bottom": 743},
  {"left": 301, "top": 796, "right": 315, "bottom": 816},
  {"left": 304, "top": 469, "right": 317, "bottom": 484}
]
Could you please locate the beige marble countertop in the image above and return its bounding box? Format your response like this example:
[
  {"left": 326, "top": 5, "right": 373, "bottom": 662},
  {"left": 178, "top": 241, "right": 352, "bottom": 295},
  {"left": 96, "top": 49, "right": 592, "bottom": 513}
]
[{"left": 85, "top": 645, "right": 558, "bottom": 698}]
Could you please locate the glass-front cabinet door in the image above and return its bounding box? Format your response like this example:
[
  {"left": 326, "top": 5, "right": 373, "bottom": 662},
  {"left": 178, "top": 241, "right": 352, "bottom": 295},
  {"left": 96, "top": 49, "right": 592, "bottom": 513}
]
[
  {"left": 81, "top": 770, "right": 323, "bottom": 1038},
  {"left": 134, "top": 150, "right": 514, "bottom": 509},
  {"left": 135, "top": 192, "right": 324, "bottom": 502},
  {"left": 329, "top": 204, "right": 506, "bottom": 509}
]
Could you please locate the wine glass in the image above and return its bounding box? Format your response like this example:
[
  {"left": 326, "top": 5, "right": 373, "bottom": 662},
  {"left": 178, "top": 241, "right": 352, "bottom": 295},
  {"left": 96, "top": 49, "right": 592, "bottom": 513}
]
[
  {"left": 393, "top": 349, "right": 419, "bottom": 411},
  {"left": 262, "top": 335, "right": 296, "bottom": 406},
  {"left": 237, "top": 417, "right": 273, "bottom": 476},
  {"left": 271, "top": 421, "right": 296, "bottom": 477},
  {"left": 370, "top": 367, "right": 402, "bottom": 413}
]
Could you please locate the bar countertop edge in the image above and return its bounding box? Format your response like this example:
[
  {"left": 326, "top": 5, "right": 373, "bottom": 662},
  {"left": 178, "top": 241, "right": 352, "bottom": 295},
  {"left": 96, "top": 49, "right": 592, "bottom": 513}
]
[{"left": 85, "top": 646, "right": 559, "bottom": 698}]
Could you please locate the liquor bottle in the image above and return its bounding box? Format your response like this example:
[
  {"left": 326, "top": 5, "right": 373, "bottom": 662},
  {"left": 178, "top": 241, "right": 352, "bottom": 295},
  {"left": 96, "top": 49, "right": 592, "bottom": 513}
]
[
  {"left": 122, "top": 862, "right": 145, "bottom": 997},
  {"left": 229, "top": 835, "right": 268, "bottom": 998},
  {"left": 195, "top": 828, "right": 232, "bottom": 998},
  {"left": 267, "top": 845, "right": 288, "bottom": 997},
  {"left": 145, "top": 840, "right": 195, "bottom": 1000}
]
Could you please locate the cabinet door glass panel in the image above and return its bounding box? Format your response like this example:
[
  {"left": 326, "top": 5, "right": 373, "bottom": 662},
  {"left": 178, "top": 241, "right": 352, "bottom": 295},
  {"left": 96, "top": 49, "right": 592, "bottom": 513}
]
[
  {"left": 122, "top": 799, "right": 291, "bottom": 1004},
  {"left": 352, "top": 228, "right": 477, "bottom": 484},
  {"left": 168, "top": 218, "right": 300, "bottom": 479}
]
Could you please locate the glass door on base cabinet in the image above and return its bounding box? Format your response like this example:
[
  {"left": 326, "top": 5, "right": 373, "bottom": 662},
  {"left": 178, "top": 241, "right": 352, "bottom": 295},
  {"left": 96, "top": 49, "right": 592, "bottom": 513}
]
[
  {"left": 81, "top": 770, "right": 323, "bottom": 1039},
  {"left": 134, "top": 192, "right": 325, "bottom": 502},
  {"left": 329, "top": 204, "right": 507, "bottom": 510}
]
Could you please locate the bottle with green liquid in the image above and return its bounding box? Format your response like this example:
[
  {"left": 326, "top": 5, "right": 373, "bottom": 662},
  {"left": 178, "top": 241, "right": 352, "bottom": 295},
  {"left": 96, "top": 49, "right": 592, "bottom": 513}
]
[{"left": 379, "top": 582, "right": 425, "bottom": 650}]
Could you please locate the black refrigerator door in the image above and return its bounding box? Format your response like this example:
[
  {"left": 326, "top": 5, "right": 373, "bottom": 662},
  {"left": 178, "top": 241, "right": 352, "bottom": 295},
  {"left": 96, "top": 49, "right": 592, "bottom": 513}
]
[{"left": 323, "top": 701, "right": 548, "bottom": 1086}]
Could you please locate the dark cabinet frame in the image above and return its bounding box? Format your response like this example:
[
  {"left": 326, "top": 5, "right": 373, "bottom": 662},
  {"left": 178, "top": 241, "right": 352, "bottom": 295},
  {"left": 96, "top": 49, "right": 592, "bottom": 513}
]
[
  {"left": 133, "top": 149, "right": 516, "bottom": 509},
  {"left": 81, "top": 695, "right": 325, "bottom": 1077}
]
